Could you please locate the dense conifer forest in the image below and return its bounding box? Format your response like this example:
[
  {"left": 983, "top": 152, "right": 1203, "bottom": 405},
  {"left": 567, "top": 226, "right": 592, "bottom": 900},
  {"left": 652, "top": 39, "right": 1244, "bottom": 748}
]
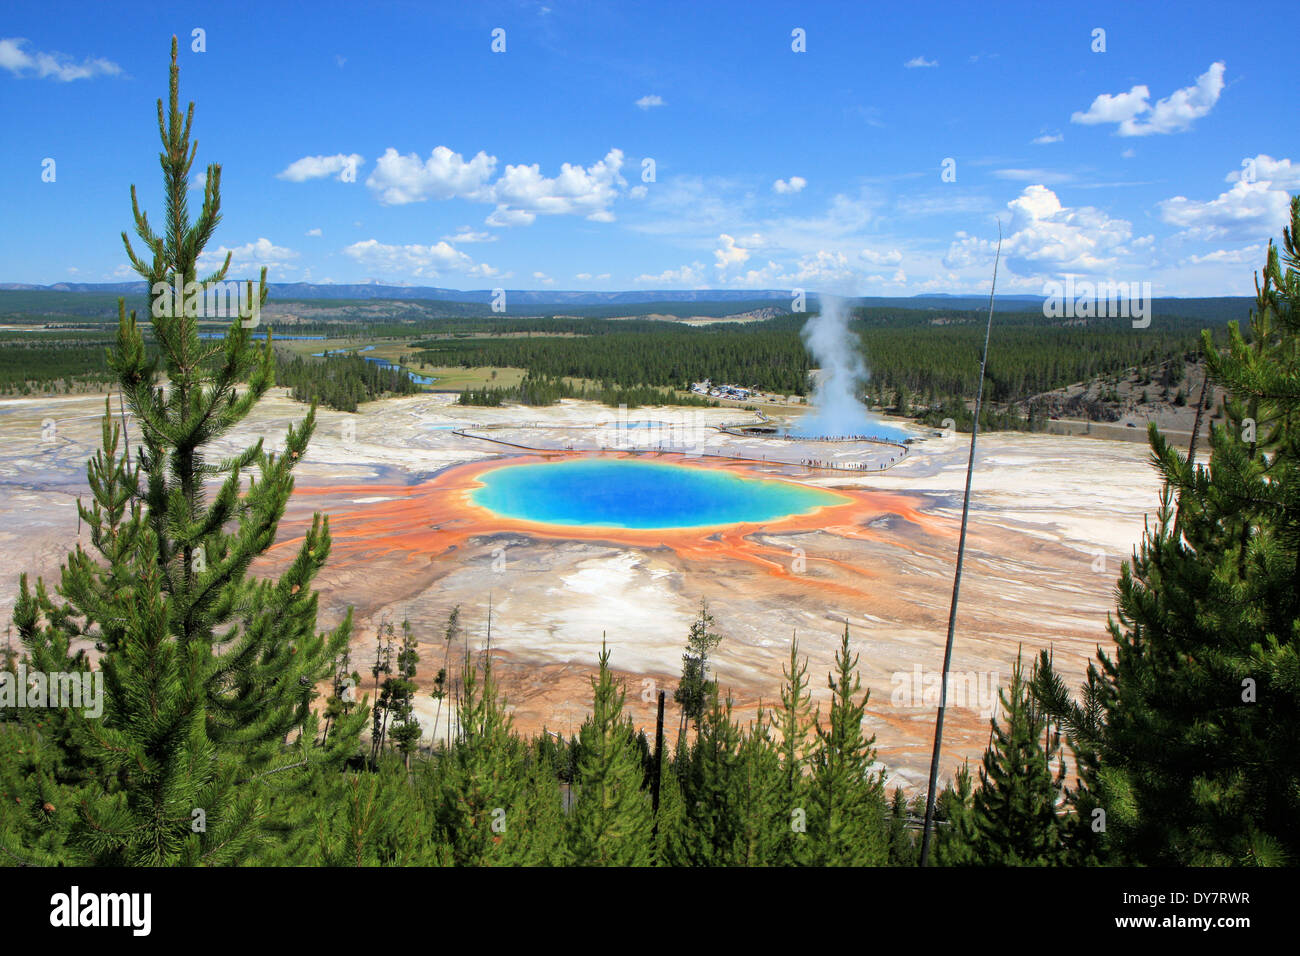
[
  {"left": 416, "top": 310, "right": 1218, "bottom": 423},
  {"left": 0, "top": 334, "right": 123, "bottom": 394},
  {"left": 0, "top": 294, "right": 1232, "bottom": 426},
  {"left": 274, "top": 350, "right": 421, "bottom": 412},
  {"left": 457, "top": 373, "right": 715, "bottom": 408}
]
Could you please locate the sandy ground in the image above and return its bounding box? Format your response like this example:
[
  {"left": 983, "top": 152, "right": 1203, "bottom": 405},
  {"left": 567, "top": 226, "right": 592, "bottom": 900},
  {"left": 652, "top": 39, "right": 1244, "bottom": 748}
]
[{"left": 0, "top": 388, "right": 1163, "bottom": 793}]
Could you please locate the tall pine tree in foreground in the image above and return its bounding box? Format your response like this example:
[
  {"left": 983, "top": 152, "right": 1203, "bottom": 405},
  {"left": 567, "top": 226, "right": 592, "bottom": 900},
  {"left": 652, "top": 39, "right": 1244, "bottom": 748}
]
[
  {"left": 947, "top": 654, "right": 1066, "bottom": 866},
  {"left": 1033, "top": 195, "right": 1300, "bottom": 866},
  {"left": 435, "top": 647, "right": 527, "bottom": 865},
  {"left": 569, "top": 641, "right": 653, "bottom": 865},
  {"left": 803, "top": 625, "right": 887, "bottom": 865},
  {"left": 673, "top": 598, "right": 723, "bottom": 739},
  {"left": 7, "top": 38, "right": 362, "bottom": 865},
  {"left": 770, "top": 632, "right": 813, "bottom": 863}
]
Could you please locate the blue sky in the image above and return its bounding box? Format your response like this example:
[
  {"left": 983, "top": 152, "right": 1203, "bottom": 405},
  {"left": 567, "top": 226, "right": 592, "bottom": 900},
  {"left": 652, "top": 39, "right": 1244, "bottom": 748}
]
[{"left": 2, "top": 0, "right": 1297, "bottom": 295}]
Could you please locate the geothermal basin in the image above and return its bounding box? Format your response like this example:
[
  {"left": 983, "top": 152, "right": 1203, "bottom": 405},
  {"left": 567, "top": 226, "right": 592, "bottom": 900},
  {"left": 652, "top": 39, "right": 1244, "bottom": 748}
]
[
  {"left": 0, "top": 389, "right": 1165, "bottom": 792},
  {"left": 470, "top": 458, "right": 849, "bottom": 529}
]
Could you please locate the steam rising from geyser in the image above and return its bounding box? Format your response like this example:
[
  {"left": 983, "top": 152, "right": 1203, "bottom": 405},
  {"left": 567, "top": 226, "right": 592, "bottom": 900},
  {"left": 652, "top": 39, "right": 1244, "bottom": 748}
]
[{"left": 796, "top": 294, "right": 878, "bottom": 436}]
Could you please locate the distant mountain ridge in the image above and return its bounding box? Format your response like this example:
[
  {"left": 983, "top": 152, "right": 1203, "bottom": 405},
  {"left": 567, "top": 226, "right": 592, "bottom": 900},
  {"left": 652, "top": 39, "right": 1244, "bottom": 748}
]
[
  {"left": 1, "top": 280, "right": 1049, "bottom": 304},
  {"left": 0, "top": 282, "right": 1254, "bottom": 322},
  {"left": 0, "top": 281, "right": 801, "bottom": 305}
]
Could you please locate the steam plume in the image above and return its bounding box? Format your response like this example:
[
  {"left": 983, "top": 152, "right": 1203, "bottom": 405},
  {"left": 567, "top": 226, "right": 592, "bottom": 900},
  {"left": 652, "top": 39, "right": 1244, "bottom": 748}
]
[{"left": 796, "top": 294, "right": 875, "bottom": 436}]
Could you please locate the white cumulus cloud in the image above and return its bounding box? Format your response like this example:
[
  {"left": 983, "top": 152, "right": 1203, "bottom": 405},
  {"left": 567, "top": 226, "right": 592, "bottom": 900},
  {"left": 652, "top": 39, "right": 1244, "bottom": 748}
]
[
  {"left": 1160, "top": 179, "right": 1293, "bottom": 241},
  {"left": 904, "top": 56, "right": 938, "bottom": 68},
  {"left": 714, "top": 234, "right": 753, "bottom": 270},
  {"left": 365, "top": 146, "right": 497, "bottom": 204},
  {"left": 1180, "top": 244, "right": 1267, "bottom": 267},
  {"left": 1225, "top": 154, "right": 1300, "bottom": 190},
  {"left": 860, "top": 248, "right": 903, "bottom": 266},
  {"left": 1071, "top": 62, "right": 1225, "bottom": 136},
  {"left": 198, "top": 238, "right": 300, "bottom": 273},
  {"left": 636, "top": 94, "right": 665, "bottom": 110},
  {"left": 773, "top": 176, "right": 807, "bottom": 194},
  {"left": 278, "top": 153, "right": 364, "bottom": 183},
  {"left": 489, "top": 148, "right": 627, "bottom": 224},
  {"left": 945, "top": 185, "right": 1145, "bottom": 276}
]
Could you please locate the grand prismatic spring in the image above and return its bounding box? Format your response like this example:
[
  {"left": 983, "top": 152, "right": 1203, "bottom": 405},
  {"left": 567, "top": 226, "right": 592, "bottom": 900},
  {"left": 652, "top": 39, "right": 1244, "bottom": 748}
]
[{"left": 469, "top": 458, "right": 849, "bottom": 530}]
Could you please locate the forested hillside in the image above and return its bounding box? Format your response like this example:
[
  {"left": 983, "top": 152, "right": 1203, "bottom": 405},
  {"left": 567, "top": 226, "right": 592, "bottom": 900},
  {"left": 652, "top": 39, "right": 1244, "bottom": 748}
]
[
  {"left": 412, "top": 307, "right": 1221, "bottom": 428},
  {"left": 1, "top": 294, "right": 1234, "bottom": 425}
]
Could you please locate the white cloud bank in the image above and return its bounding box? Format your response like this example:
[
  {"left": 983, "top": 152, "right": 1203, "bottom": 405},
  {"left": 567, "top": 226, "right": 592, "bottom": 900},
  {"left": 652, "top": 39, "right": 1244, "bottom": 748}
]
[
  {"left": 277, "top": 153, "right": 365, "bottom": 183},
  {"left": 0, "top": 37, "right": 122, "bottom": 81},
  {"left": 361, "top": 145, "right": 628, "bottom": 225},
  {"left": 343, "top": 239, "right": 496, "bottom": 279}
]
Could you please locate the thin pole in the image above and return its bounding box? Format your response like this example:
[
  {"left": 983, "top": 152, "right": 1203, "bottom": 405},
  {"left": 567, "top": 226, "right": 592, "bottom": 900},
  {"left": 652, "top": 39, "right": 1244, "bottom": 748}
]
[
  {"left": 1173, "top": 362, "right": 1211, "bottom": 540},
  {"left": 920, "top": 220, "right": 1002, "bottom": 866},
  {"left": 118, "top": 387, "right": 132, "bottom": 469},
  {"left": 651, "top": 689, "right": 666, "bottom": 833}
]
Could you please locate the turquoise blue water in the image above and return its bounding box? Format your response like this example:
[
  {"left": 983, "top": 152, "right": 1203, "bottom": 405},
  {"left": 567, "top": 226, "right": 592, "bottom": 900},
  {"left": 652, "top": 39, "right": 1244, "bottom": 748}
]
[
  {"left": 470, "top": 458, "right": 843, "bottom": 529},
  {"left": 306, "top": 348, "right": 436, "bottom": 385},
  {"left": 362, "top": 355, "right": 437, "bottom": 384},
  {"left": 786, "top": 415, "right": 913, "bottom": 443}
]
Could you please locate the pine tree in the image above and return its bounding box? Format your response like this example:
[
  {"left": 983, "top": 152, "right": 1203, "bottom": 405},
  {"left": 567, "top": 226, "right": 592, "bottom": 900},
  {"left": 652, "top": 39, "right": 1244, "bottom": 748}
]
[
  {"left": 369, "top": 619, "right": 395, "bottom": 767},
  {"left": 1034, "top": 197, "right": 1300, "bottom": 865},
  {"left": 673, "top": 599, "right": 723, "bottom": 739},
  {"left": 509, "top": 749, "right": 572, "bottom": 866},
  {"left": 320, "top": 641, "right": 360, "bottom": 747},
  {"left": 434, "top": 646, "right": 526, "bottom": 865},
  {"left": 959, "top": 654, "right": 1066, "bottom": 866},
  {"left": 770, "top": 632, "right": 813, "bottom": 863},
  {"left": 8, "top": 38, "right": 361, "bottom": 866},
  {"left": 932, "top": 760, "right": 978, "bottom": 866},
  {"left": 732, "top": 706, "right": 788, "bottom": 865},
  {"left": 306, "top": 764, "right": 443, "bottom": 867},
  {"left": 674, "top": 690, "right": 743, "bottom": 865},
  {"left": 652, "top": 752, "right": 689, "bottom": 866},
  {"left": 386, "top": 618, "right": 422, "bottom": 769},
  {"left": 430, "top": 605, "right": 460, "bottom": 748},
  {"left": 568, "top": 641, "right": 654, "bottom": 866},
  {"left": 886, "top": 787, "right": 919, "bottom": 866},
  {"left": 803, "top": 625, "right": 887, "bottom": 865},
  {"left": 1025, "top": 648, "right": 1109, "bottom": 864}
]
